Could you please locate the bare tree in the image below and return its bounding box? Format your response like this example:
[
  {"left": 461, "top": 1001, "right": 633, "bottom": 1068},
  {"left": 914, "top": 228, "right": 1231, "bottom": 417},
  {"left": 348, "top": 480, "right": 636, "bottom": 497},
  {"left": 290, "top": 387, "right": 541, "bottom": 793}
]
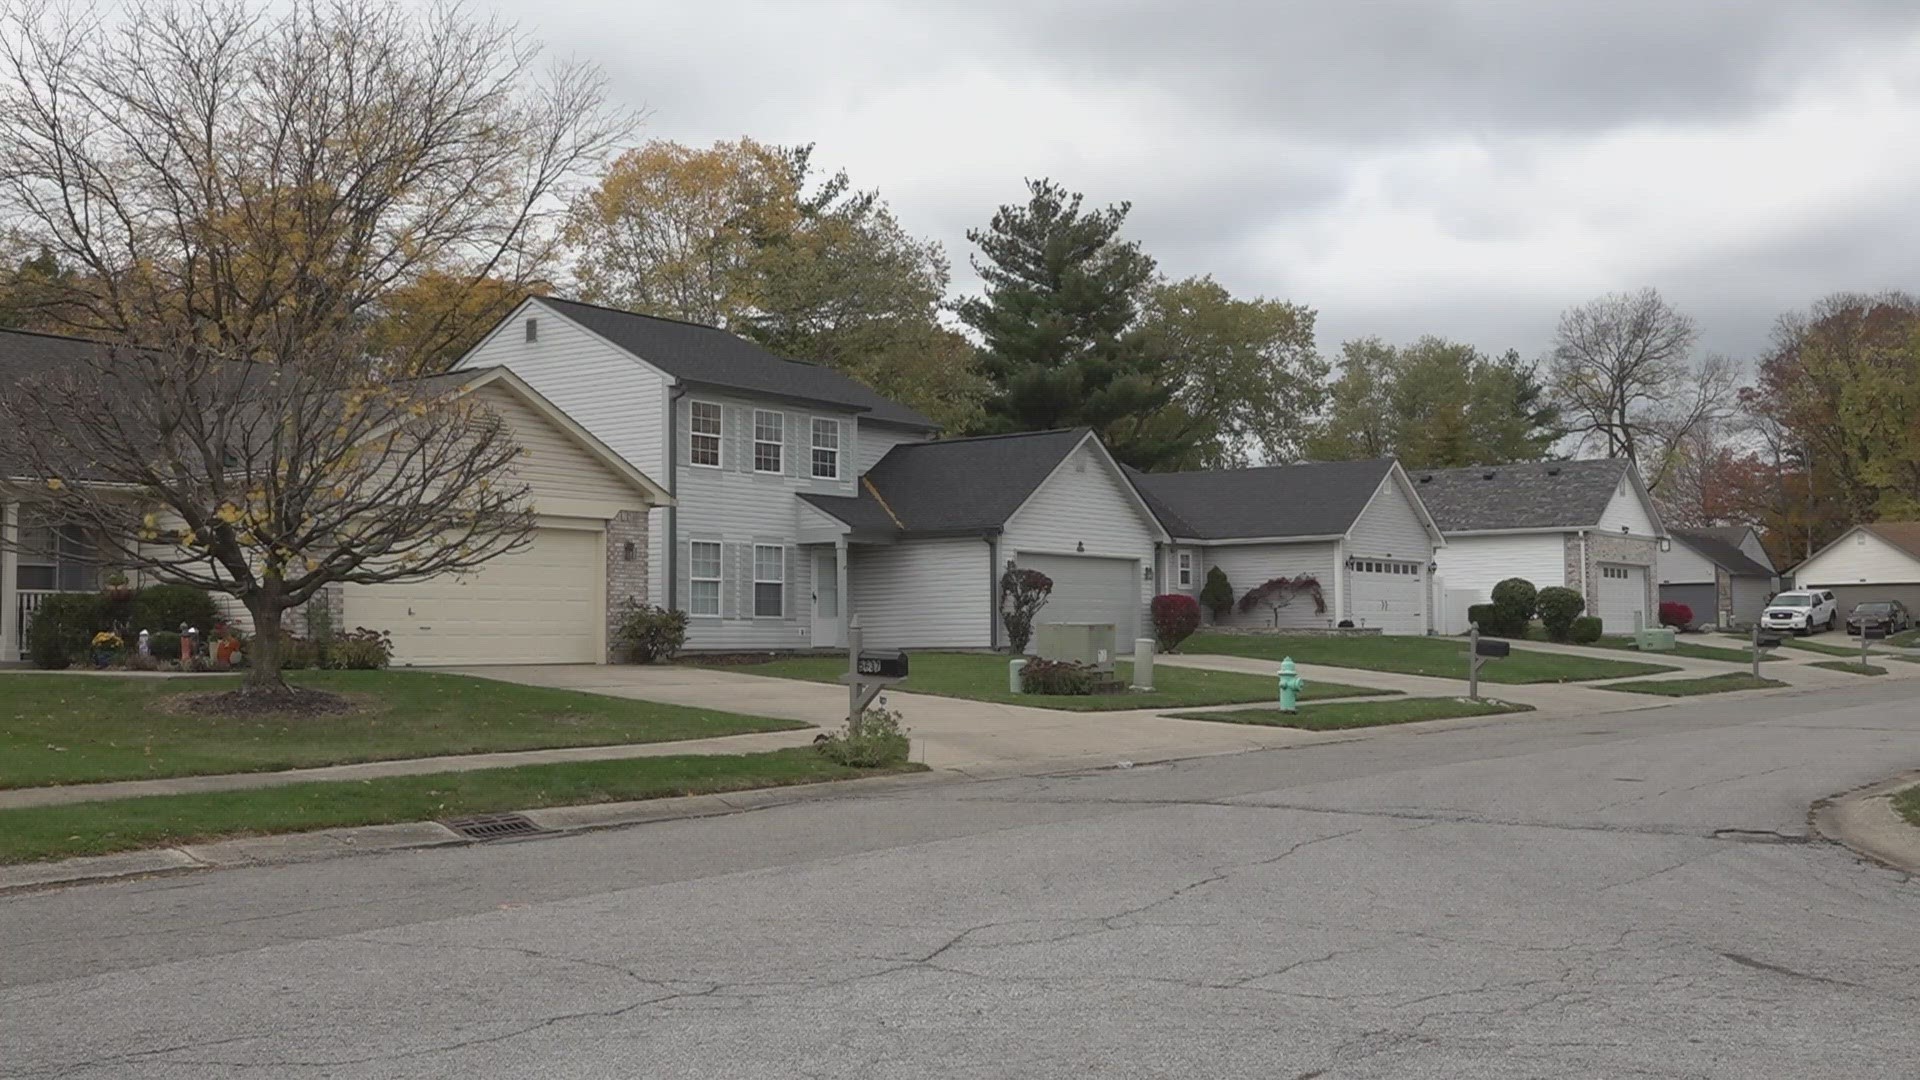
[
  {"left": 1549, "top": 288, "right": 1735, "bottom": 491},
  {"left": 0, "top": 329, "right": 536, "bottom": 699},
  {"left": 0, "top": 0, "right": 630, "bottom": 370}
]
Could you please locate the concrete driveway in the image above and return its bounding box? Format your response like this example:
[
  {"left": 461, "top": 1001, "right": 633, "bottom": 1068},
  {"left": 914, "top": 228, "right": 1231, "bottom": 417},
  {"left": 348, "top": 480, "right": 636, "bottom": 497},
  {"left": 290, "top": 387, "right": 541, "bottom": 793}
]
[{"left": 5, "top": 677, "right": 1917, "bottom": 1078}]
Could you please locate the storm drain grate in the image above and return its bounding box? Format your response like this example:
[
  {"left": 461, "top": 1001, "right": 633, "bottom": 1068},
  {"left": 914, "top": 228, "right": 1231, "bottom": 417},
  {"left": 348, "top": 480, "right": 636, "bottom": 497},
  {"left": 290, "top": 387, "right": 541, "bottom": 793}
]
[{"left": 441, "top": 813, "right": 546, "bottom": 841}]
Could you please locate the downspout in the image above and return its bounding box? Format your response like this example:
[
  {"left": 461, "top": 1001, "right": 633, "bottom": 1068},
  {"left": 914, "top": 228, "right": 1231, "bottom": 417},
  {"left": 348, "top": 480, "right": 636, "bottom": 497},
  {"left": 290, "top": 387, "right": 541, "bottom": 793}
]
[
  {"left": 1578, "top": 529, "right": 1589, "bottom": 603},
  {"left": 666, "top": 385, "right": 687, "bottom": 611},
  {"left": 986, "top": 529, "right": 1001, "bottom": 649}
]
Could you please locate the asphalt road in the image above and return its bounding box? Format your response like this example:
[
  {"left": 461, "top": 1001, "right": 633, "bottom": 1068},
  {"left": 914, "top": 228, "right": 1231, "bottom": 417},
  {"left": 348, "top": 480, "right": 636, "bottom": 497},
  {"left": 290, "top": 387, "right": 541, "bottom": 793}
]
[{"left": 4, "top": 681, "right": 1918, "bottom": 1079}]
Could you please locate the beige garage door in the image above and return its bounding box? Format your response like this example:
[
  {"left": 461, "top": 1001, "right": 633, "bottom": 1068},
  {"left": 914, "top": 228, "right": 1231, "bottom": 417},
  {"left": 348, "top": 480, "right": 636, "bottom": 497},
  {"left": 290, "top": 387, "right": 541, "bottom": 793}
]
[{"left": 344, "top": 526, "right": 604, "bottom": 666}]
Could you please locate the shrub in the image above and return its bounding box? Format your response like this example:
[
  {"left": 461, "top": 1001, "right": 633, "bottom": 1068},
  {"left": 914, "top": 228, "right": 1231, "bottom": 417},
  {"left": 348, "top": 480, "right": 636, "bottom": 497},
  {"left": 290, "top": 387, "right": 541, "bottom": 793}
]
[
  {"left": 1151, "top": 594, "right": 1201, "bottom": 653},
  {"left": 129, "top": 584, "right": 220, "bottom": 636},
  {"left": 1198, "top": 565, "right": 1234, "bottom": 622},
  {"left": 1570, "top": 616, "right": 1604, "bottom": 644},
  {"left": 24, "top": 592, "right": 103, "bottom": 669},
  {"left": 1484, "top": 577, "right": 1538, "bottom": 636},
  {"left": 321, "top": 627, "right": 393, "bottom": 670},
  {"left": 1238, "top": 575, "right": 1326, "bottom": 627},
  {"left": 1535, "top": 586, "right": 1586, "bottom": 641},
  {"left": 145, "top": 630, "right": 183, "bottom": 660},
  {"left": 1658, "top": 601, "right": 1693, "bottom": 630},
  {"left": 816, "top": 704, "right": 911, "bottom": 768},
  {"left": 1020, "top": 657, "right": 1101, "bottom": 696},
  {"left": 614, "top": 601, "right": 689, "bottom": 663},
  {"left": 280, "top": 635, "right": 320, "bottom": 670},
  {"left": 304, "top": 600, "right": 335, "bottom": 644},
  {"left": 1467, "top": 603, "right": 1497, "bottom": 633},
  {"left": 999, "top": 561, "right": 1053, "bottom": 654}
]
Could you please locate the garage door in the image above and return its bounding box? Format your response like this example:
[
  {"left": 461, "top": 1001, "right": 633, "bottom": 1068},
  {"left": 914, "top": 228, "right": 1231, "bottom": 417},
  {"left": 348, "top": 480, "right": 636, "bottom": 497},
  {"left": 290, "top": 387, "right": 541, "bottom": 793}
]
[
  {"left": 1016, "top": 552, "right": 1139, "bottom": 657},
  {"left": 1349, "top": 559, "right": 1426, "bottom": 635},
  {"left": 344, "top": 526, "right": 604, "bottom": 666},
  {"left": 1597, "top": 563, "right": 1648, "bottom": 634}
]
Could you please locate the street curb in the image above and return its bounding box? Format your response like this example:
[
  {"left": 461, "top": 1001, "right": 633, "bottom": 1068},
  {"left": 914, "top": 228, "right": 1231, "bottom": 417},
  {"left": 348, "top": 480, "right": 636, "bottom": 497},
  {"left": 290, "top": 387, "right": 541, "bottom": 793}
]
[{"left": 1810, "top": 770, "right": 1920, "bottom": 875}]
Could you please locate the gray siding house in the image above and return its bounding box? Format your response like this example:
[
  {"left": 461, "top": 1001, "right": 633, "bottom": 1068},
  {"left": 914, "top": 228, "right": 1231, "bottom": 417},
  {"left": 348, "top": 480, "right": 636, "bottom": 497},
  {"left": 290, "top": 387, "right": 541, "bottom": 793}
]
[{"left": 1661, "top": 526, "right": 1777, "bottom": 628}]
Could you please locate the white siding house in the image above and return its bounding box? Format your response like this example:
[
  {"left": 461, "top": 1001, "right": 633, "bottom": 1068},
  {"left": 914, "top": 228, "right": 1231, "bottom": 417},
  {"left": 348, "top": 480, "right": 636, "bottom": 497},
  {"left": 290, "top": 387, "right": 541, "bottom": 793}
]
[{"left": 1789, "top": 523, "right": 1920, "bottom": 615}]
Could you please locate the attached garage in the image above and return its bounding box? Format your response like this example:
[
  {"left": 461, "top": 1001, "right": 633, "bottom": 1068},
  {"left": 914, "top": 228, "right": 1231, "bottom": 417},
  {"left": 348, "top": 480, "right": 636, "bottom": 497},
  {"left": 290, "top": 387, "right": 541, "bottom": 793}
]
[
  {"left": 345, "top": 524, "right": 606, "bottom": 666},
  {"left": 1017, "top": 551, "right": 1141, "bottom": 656},
  {"left": 1596, "top": 563, "right": 1649, "bottom": 633},
  {"left": 1348, "top": 559, "right": 1426, "bottom": 634}
]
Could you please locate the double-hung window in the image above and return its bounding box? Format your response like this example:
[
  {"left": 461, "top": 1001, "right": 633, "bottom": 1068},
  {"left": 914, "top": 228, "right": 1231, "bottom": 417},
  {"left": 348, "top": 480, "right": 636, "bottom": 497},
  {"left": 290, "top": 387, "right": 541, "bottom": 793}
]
[
  {"left": 753, "top": 410, "right": 784, "bottom": 473},
  {"left": 688, "top": 541, "right": 722, "bottom": 616},
  {"left": 753, "top": 544, "right": 785, "bottom": 617},
  {"left": 689, "top": 402, "right": 722, "bottom": 468},
  {"left": 1177, "top": 551, "right": 1193, "bottom": 589},
  {"left": 810, "top": 418, "right": 841, "bottom": 480}
]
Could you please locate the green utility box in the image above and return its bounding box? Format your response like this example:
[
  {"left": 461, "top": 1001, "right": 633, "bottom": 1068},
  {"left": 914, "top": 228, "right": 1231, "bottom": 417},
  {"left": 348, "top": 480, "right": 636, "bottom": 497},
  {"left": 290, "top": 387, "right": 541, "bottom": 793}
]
[{"left": 1635, "top": 627, "right": 1676, "bottom": 652}]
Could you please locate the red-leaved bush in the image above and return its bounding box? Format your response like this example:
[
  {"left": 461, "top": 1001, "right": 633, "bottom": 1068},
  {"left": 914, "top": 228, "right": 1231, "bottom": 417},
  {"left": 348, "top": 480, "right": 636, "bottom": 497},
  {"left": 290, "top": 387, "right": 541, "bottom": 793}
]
[
  {"left": 1151, "top": 594, "right": 1201, "bottom": 653},
  {"left": 1238, "top": 575, "right": 1327, "bottom": 627},
  {"left": 1658, "top": 601, "right": 1693, "bottom": 629}
]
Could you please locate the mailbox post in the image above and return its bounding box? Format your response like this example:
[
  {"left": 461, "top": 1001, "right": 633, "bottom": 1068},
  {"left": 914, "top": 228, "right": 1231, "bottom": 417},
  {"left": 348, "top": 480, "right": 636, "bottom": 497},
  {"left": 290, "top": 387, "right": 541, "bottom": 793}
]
[
  {"left": 840, "top": 614, "right": 909, "bottom": 734},
  {"left": 1467, "top": 626, "right": 1509, "bottom": 700},
  {"left": 1750, "top": 625, "right": 1784, "bottom": 678},
  {"left": 1861, "top": 621, "right": 1886, "bottom": 668}
]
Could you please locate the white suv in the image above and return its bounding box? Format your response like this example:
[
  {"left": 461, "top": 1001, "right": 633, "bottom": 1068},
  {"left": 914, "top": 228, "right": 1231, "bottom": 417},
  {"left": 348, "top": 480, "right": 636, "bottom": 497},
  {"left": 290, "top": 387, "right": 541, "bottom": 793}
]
[{"left": 1760, "top": 590, "right": 1838, "bottom": 635}]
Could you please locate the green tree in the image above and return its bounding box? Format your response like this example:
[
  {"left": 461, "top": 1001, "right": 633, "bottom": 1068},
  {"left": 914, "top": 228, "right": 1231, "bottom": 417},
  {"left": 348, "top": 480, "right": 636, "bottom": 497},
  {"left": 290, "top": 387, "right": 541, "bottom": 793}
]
[
  {"left": 1135, "top": 277, "right": 1328, "bottom": 468},
  {"left": 958, "top": 179, "right": 1185, "bottom": 469},
  {"left": 1307, "top": 337, "right": 1561, "bottom": 467}
]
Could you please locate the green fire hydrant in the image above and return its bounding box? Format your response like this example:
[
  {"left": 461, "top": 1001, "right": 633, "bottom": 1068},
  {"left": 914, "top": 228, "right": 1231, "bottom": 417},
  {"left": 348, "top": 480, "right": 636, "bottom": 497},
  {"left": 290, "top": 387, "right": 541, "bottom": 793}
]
[{"left": 1278, "top": 657, "right": 1306, "bottom": 713}]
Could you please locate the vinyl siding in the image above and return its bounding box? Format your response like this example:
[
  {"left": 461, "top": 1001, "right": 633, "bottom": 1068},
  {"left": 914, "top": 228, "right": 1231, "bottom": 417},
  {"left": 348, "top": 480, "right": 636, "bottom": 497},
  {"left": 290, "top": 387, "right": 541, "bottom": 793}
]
[
  {"left": 672, "top": 390, "right": 859, "bottom": 650},
  {"left": 1432, "top": 534, "right": 1567, "bottom": 599},
  {"left": 1796, "top": 529, "right": 1920, "bottom": 586},
  {"left": 850, "top": 538, "right": 991, "bottom": 649},
  {"left": 1737, "top": 530, "right": 1776, "bottom": 572},
  {"left": 1198, "top": 542, "right": 1340, "bottom": 629},
  {"left": 1001, "top": 441, "right": 1160, "bottom": 631},
  {"left": 1659, "top": 540, "right": 1717, "bottom": 585},
  {"left": 1596, "top": 480, "right": 1658, "bottom": 536},
  {"left": 856, "top": 421, "right": 931, "bottom": 474},
  {"left": 1729, "top": 575, "right": 1774, "bottom": 624},
  {"left": 477, "top": 385, "right": 651, "bottom": 511}
]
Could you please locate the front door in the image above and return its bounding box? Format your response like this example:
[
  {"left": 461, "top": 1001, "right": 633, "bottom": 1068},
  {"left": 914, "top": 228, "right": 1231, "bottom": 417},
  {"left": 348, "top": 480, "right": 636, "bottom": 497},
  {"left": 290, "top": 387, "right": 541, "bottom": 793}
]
[{"left": 811, "top": 548, "right": 842, "bottom": 648}]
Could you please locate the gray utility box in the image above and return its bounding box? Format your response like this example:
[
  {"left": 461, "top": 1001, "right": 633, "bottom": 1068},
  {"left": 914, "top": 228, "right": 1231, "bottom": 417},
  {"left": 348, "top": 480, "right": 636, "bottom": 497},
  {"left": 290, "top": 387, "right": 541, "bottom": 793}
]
[{"left": 1034, "top": 622, "right": 1117, "bottom": 670}]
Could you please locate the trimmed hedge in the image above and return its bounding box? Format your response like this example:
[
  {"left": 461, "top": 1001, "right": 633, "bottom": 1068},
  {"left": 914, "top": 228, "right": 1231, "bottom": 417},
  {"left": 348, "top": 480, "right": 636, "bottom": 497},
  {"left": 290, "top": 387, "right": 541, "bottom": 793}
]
[
  {"left": 1570, "top": 616, "right": 1604, "bottom": 644},
  {"left": 1536, "top": 586, "right": 1586, "bottom": 642},
  {"left": 1020, "top": 658, "right": 1101, "bottom": 696}
]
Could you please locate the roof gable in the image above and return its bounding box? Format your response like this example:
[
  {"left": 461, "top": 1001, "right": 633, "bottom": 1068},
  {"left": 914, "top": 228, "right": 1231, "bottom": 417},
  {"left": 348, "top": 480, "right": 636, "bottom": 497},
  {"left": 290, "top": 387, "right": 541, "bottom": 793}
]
[
  {"left": 798, "top": 429, "right": 1090, "bottom": 537},
  {"left": 1413, "top": 459, "right": 1634, "bottom": 533},
  {"left": 1670, "top": 527, "right": 1772, "bottom": 578},
  {"left": 1129, "top": 459, "right": 1398, "bottom": 540},
  {"left": 533, "top": 297, "right": 936, "bottom": 430}
]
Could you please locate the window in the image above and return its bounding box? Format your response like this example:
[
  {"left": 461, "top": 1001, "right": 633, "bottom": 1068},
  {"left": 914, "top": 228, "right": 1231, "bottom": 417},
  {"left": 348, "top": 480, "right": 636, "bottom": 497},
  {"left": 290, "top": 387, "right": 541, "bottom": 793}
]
[
  {"left": 754, "top": 544, "right": 784, "bottom": 617},
  {"left": 1177, "top": 551, "right": 1193, "bottom": 589},
  {"left": 689, "top": 402, "right": 722, "bottom": 468},
  {"left": 689, "top": 541, "right": 722, "bottom": 616},
  {"left": 524, "top": 317, "right": 538, "bottom": 342},
  {"left": 810, "top": 418, "right": 841, "bottom": 480},
  {"left": 753, "top": 410, "right": 783, "bottom": 473},
  {"left": 15, "top": 516, "right": 96, "bottom": 592}
]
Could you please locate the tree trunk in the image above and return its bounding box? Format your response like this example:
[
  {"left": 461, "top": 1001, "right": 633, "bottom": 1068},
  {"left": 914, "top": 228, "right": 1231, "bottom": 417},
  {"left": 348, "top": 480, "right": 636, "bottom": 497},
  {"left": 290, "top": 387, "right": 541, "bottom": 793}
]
[{"left": 243, "top": 594, "right": 289, "bottom": 692}]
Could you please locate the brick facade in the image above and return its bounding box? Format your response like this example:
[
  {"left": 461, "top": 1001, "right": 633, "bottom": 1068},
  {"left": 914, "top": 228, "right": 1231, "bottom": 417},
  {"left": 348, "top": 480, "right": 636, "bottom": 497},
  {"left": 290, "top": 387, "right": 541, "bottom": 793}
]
[
  {"left": 604, "top": 510, "right": 651, "bottom": 660},
  {"left": 1565, "top": 532, "right": 1659, "bottom": 614}
]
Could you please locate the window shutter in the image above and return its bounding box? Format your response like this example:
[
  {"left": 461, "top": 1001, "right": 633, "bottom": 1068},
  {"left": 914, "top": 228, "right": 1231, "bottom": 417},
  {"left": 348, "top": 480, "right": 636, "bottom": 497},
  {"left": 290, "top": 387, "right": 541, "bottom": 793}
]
[
  {"left": 727, "top": 406, "right": 750, "bottom": 474},
  {"left": 676, "top": 539, "right": 692, "bottom": 614},
  {"left": 675, "top": 400, "right": 690, "bottom": 468},
  {"left": 786, "top": 545, "right": 798, "bottom": 619},
  {"left": 786, "top": 412, "right": 804, "bottom": 478},
  {"left": 721, "top": 542, "right": 743, "bottom": 618},
  {"left": 737, "top": 543, "right": 754, "bottom": 617}
]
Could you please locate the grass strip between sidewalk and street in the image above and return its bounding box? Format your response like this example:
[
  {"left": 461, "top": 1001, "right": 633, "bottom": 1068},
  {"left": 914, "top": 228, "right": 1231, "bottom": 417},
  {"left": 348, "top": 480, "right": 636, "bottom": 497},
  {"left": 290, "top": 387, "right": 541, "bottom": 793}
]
[
  {"left": 1894, "top": 785, "right": 1920, "bottom": 828},
  {"left": 1523, "top": 628, "right": 1777, "bottom": 664},
  {"left": 1776, "top": 637, "right": 1864, "bottom": 657},
  {"left": 707, "top": 651, "right": 1386, "bottom": 711},
  {"left": 0, "top": 749, "right": 925, "bottom": 865},
  {"left": 1165, "top": 696, "right": 1533, "bottom": 731},
  {"left": 1808, "top": 661, "right": 1887, "bottom": 677},
  {"left": 1183, "top": 633, "right": 1675, "bottom": 684},
  {"left": 1594, "top": 673, "right": 1788, "bottom": 696},
  {"left": 0, "top": 671, "right": 806, "bottom": 790}
]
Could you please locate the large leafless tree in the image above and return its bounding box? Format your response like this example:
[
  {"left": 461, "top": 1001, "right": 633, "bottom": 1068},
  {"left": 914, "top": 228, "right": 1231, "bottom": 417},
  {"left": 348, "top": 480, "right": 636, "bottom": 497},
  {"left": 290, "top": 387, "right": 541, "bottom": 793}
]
[
  {"left": 0, "top": 330, "right": 536, "bottom": 694},
  {"left": 1548, "top": 287, "right": 1736, "bottom": 492},
  {"left": 0, "top": 0, "right": 629, "bottom": 370}
]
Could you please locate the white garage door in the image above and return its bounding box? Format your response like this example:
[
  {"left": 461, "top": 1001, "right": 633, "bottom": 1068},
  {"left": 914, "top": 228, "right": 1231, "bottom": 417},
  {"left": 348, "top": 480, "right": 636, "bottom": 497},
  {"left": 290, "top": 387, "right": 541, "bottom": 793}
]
[
  {"left": 345, "top": 526, "right": 604, "bottom": 666},
  {"left": 1597, "top": 563, "right": 1648, "bottom": 634},
  {"left": 1016, "top": 552, "right": 1139, "bottom": 657},
  {"left": 1349, "top": 559, "right": 1426, "bottom": 635}
]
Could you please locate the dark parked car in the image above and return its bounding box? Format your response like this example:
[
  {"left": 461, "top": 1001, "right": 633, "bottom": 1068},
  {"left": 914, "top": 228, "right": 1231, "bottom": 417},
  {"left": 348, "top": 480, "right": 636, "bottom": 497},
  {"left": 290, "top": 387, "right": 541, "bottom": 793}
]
[{"left": 1845, "top": 600, "right": 1912, "bottom": 637}]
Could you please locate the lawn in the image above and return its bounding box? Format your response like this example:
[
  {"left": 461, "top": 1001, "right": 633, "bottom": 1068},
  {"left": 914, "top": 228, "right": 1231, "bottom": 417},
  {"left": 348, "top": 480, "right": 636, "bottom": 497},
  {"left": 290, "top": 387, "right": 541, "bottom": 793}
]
[
  {"left": 1596, "top": 673, "right": 1788, "bottom": 696},
  {"left": 1780, "top": 637, "right": 1868, "bottom": 657},
  {"left": 0, "top": 671, "right": 805, "bottom": 790},
  {"left": 1181, "top": 633, "right": 1676, "bottom": 685},
  {"left": 0, "top": 749, "right": 923, "bottom": 865},
  {"left": 1809, "top": 661, "right": 1887, "bottom": 676},
  {"left": 1524, "top": 628, "right": 1776, "bottom": 664},
  {"left": 1886, "top": 629, "right": 1920, "bottom": 648},
  {"left": 1894, "top": 784, "right": 1920, "bottom": 828},
  {"left": 1166, "top": 696, "right": 1532, "bottom": 731},
  {"left": 707, "top": 651, "right": 1387, "bottom": 711}
]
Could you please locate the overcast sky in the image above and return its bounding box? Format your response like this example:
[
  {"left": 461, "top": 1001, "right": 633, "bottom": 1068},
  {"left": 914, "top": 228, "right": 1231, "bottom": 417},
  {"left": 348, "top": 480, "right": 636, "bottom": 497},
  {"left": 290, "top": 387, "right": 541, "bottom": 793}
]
[{"left": 508, "top": 0, "right": 1920, "bottom": 369}]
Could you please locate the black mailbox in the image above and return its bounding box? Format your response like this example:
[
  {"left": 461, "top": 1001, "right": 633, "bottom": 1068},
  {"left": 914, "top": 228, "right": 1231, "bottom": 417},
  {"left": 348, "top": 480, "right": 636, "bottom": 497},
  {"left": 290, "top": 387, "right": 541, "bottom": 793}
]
[
  {"left": 855, "top": 650, "right": 910, "bottom": 679},
  {"left": 1864, "top": 625, "right": 1889, "bottom": 640},
  {"left": 1754, "top": 634, "right": 1785, "bottom": 650},
  {"left": 1474, "top": 638, "right": 1511, "bottom": 658}
]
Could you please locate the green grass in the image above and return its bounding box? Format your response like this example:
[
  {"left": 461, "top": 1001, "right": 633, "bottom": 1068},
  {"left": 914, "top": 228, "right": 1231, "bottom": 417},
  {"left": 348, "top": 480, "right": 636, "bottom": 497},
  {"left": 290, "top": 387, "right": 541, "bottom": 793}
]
[
  {"left": 1523, "top": 627, "right": 1776, "bottom": 664},
  {"left": 1809, "top": 661, "right": 1887, "bottom": 676},
  {"left": 0, "top": 671, "right": 804, "bottom": 790},
  {"left": 1885, "top": 629, "right": 1920, "bottom": 648},
  {"left": 1779, "top": 637, "right": 1866, "bottom": 657},
  {"left": 1182, "top": 633, "right": 1676, "bottom": 684},
  {"left": 0, "top": 749, "right": 923, "bottom": 865},
  {"left": 1166, "top": 696, "right": 1532, "bottom": 731},
  {"left": 1595, "top": 673, "right": 1788, "bottom": 696},
  {"left": 1893, "top": 784, "right": 1920, "bottom": 828},
  {"left": 707, "top": 651, "right": 1386, "bottom": 711}
]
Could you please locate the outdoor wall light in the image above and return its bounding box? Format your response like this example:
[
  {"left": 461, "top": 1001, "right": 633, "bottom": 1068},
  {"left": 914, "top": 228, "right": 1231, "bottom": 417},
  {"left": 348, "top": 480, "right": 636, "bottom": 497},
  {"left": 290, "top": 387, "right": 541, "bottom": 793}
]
[
  {"left": 623, "top": 541, "right": 636, "bottom": 562},
  {"left": 1076, "top": 540, "right": 1085, "bottom": 552}
]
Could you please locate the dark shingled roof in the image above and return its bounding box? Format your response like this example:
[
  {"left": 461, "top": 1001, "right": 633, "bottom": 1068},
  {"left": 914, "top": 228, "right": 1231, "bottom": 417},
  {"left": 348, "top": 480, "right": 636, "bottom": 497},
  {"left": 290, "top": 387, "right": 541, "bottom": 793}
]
[
  {"left": 1671, "top": 527, "right": 1774, "bottom": 578},
  {"left": 538, "top": 297, "right": 937, "bottom": 430},
  {"left": 1127, "top": 459, "right": 1398, "bottom": 540},
  {"left": 1411, "top": 459, "right": 1631, "bottom": 532},
  {"left": 798, "top": 429, "right": 1091, "bottom": 537},
  {"left": 0, "top": 328, "right": 137, "bottom": 480}
]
